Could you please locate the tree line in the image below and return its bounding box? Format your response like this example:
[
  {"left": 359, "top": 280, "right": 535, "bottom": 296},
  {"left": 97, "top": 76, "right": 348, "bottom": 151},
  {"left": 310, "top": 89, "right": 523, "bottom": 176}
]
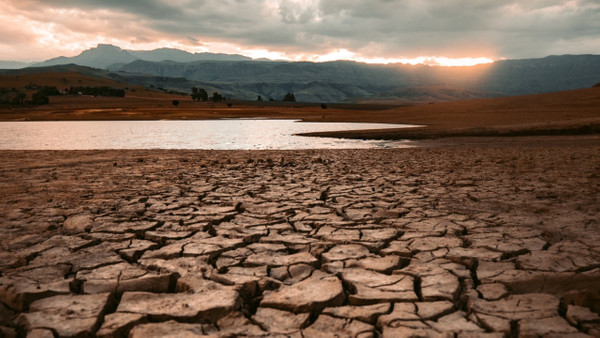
[
  {"left": 257, "top": 93, "right": 296, "bottom": 102},
  {"left": 191, "top": 87, "right": 228, "bottom": 102},
  {"left": 1, "top": 85, "right": 126, "bottom": 106},
  {"left": 192, "top": 87, "right": 297, "bottom": 103},
  {"left": 0, "top": 86, "right": 60, "bottom": 105}
]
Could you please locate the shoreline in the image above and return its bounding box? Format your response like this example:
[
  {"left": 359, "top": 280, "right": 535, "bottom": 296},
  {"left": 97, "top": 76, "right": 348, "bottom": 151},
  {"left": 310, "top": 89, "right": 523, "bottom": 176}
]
[
  {"left": 298, "top": 121, "right": 600, "bottom": 140},
  {"left": 1, "top": 86, "right": 599, "bottom": 142}
]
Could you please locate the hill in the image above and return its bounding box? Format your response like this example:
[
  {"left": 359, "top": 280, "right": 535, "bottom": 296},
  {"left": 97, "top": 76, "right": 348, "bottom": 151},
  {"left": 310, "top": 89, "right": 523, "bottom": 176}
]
[
  {"left": 113, "top": 55, "right": 600, "bottom": 102},
  {"left": 0, "top": 64, "right": 183, "bottom": 100},
  {"left": 3, "top": 47, "right": 600, "bottom": 103},
  {"left": 300, "top": 86, "right": 600, "bottom": 139}
]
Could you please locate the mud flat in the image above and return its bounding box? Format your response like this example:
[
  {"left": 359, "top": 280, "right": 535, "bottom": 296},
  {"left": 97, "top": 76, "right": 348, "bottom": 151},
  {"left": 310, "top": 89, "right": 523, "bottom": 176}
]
[{"left": 1, "top": 143, "right": 600, "bottom": 336}]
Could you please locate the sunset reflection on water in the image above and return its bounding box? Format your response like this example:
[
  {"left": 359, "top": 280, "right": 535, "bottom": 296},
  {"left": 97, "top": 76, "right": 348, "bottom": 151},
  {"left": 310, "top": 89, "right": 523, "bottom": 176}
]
[{"left": 0, "top": 119, "right": 418, "bottom": 150}]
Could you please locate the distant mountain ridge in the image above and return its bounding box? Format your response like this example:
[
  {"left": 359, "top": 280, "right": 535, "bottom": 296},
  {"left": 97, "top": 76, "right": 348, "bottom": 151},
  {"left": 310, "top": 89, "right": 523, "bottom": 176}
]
[
  {"left": 128, "top": 48, "right": 252, "bottom": 63},
  {"left": 0, "top": 61, "right": 33, "bottom": 69},
  {"left": 32, "top": 44, "right": 252, "bottom": 69},
  {"left": 112, "top": 55, "right": 600, "bottom": 102},
  {"left": 2, "top": 44, "right": 599, "bottom": 102}
]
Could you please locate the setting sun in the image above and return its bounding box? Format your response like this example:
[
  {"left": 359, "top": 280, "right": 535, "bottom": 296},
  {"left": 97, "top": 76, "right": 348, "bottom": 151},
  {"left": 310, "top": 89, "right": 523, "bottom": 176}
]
[
  {"left": 358, "top": 56, "right": 495, "bottom": 67},
  {"left": 275, "top": 49, "right": 497, "bottom": 66}
]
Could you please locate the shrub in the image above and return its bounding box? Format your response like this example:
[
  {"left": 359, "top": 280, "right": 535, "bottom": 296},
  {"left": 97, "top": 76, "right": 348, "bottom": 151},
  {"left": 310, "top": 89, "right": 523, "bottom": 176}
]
[
  {"left": 38, "top": 86, "right": 60, "bottom": 96},
  {"left": 283, "top": 92, "right": 296, "bottom": 102},
  {"left": 0, "top": 88, "right": 26, "bottom": 105},
  {"left": 191, "top": 87, "right": 208, "bottom": 101},
  {"left": 32, "top": 91, "right": 49, "bottom": 105},
  {"left": 211, "top": 92, "right": 223, "bottom": 102}
]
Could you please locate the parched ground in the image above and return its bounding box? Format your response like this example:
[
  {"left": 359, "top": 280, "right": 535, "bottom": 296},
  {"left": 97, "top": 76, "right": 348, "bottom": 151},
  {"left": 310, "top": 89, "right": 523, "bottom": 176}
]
[{"left": 1, "top": 142, "right": 599, "bottom": 337}]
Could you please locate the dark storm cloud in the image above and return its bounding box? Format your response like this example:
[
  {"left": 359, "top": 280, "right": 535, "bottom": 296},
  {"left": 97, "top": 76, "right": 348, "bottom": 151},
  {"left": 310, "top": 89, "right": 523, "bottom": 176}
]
[
  {"left": 311, "top": 0, "right": 600, "bottom": 57},
  {"left": 20, "top": 0, "right": 189, "bottom": 20},
  {"left": 3, "top": 0, "right": 600, "bottom": 60}
]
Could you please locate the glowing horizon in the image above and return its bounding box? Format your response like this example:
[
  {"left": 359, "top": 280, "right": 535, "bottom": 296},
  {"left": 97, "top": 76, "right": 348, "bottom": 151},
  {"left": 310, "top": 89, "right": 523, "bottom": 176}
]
[
  {"left": 183, "top": 45, "right": 497, "bottom": 66},
  {"left": 13, "top": 42, "right": 497, "bottom": 67},
  {"left": 297, "top": 49, "right": 495, "bottom": 66}
]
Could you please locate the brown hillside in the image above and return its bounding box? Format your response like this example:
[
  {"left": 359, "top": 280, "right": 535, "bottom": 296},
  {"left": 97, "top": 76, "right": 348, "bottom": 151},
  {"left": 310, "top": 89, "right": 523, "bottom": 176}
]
[
  {"left": 301, "top": 87, "right": 600, "bottom": 139},
  {"left": 0, "top": 71, "right": 174, "bottom": 98}
]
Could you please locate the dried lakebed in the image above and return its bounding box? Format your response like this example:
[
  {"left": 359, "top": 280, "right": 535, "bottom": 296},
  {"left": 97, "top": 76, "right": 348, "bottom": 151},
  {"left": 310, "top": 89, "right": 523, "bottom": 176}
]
[{"left": 0, "top": 147, "right": 599, "bottom": 337}]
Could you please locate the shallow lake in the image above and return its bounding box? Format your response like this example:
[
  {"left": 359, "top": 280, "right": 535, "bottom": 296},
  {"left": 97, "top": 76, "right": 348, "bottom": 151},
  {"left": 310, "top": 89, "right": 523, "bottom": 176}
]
[{"left": 0, "top": 119, "right": 419, "bottom": 150}]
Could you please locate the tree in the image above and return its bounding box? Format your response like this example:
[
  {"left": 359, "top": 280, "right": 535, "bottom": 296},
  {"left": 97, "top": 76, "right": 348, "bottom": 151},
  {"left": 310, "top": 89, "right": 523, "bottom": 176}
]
[
  {"left": 211, "top": 92, "right": 223, "bottom": 102},
  {"left": 191, "top": 87, "right": 199, "bottom": 101},
  {"left": 12, "top": 92, "right": 26, "bottom": 105},
  {"left": 257, "top": 95, "right": 263, "bottom": 101},
  {"left": 198, "top": 88, "right": 208, "bottom": 101},
  {"left": 191, "top": 87, "right": 208, "bottom": 101},
  {"left": 172, "top": 100, "right": 180, "bottom": 106},
  {"left": 283, "top": 92, "right": 296, "bottom": 102}
]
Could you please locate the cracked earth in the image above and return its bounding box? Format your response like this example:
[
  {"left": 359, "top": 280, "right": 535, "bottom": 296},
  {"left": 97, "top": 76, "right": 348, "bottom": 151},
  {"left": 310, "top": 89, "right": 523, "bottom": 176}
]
[{"left": 0, "top": 146, "right": 599, "bottom": 337}]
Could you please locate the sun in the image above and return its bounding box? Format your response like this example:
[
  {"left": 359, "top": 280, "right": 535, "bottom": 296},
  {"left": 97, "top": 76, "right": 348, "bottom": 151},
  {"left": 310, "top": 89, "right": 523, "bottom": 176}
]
[
  {"left": 427, "top": 57, "right": 495, "bottom": 67},
  {"left": 356, "top": 55, "right": 495, "bottom": 67}
]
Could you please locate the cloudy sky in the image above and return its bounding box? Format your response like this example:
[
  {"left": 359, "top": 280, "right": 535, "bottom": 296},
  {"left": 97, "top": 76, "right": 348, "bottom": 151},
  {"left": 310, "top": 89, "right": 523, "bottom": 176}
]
[{"left": 1, "top": 0, "right": 599, "bottom": 65}]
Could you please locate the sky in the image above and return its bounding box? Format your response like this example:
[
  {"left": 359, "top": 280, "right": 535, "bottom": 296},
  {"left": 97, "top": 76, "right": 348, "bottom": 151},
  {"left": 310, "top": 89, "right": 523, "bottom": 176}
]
[{"left": 1, "top": 0, "right": 599, "bottom": 66}]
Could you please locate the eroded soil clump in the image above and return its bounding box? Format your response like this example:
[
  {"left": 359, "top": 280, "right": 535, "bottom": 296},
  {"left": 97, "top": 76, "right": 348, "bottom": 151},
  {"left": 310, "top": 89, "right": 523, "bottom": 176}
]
[{"left": 1, "top": 146, "right": 599, "bottom": 337}]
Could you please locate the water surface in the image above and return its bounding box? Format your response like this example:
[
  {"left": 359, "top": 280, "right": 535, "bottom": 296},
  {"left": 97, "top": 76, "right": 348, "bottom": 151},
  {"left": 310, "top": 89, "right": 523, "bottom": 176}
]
[{"left": 0, "top": 119, "right": 418, "bottom": 150}]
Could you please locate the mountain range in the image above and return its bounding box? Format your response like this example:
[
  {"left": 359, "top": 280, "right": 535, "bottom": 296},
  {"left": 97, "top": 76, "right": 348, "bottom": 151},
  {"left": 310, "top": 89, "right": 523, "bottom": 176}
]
[
  {"left": 32, "top": 44, "right": 252, "bottom": 69},
  {"left": 1, "top": 44, "right": 599, "bottom": 103},
  {"left": 111, "top": 54, "right": 600, "bottom": 102}
]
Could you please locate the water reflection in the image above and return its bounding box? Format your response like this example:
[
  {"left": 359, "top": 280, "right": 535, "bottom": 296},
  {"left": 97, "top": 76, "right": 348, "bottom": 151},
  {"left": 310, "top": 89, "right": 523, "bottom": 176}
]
[{"left": 0, "top": 119, "right": 418, "bottom": 150}]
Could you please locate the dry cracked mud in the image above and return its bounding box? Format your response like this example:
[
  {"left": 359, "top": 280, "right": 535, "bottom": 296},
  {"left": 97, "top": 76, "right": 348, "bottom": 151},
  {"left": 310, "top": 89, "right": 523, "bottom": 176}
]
[{"left": 0, "top": 146, "right": 599, "bottom": 337}]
